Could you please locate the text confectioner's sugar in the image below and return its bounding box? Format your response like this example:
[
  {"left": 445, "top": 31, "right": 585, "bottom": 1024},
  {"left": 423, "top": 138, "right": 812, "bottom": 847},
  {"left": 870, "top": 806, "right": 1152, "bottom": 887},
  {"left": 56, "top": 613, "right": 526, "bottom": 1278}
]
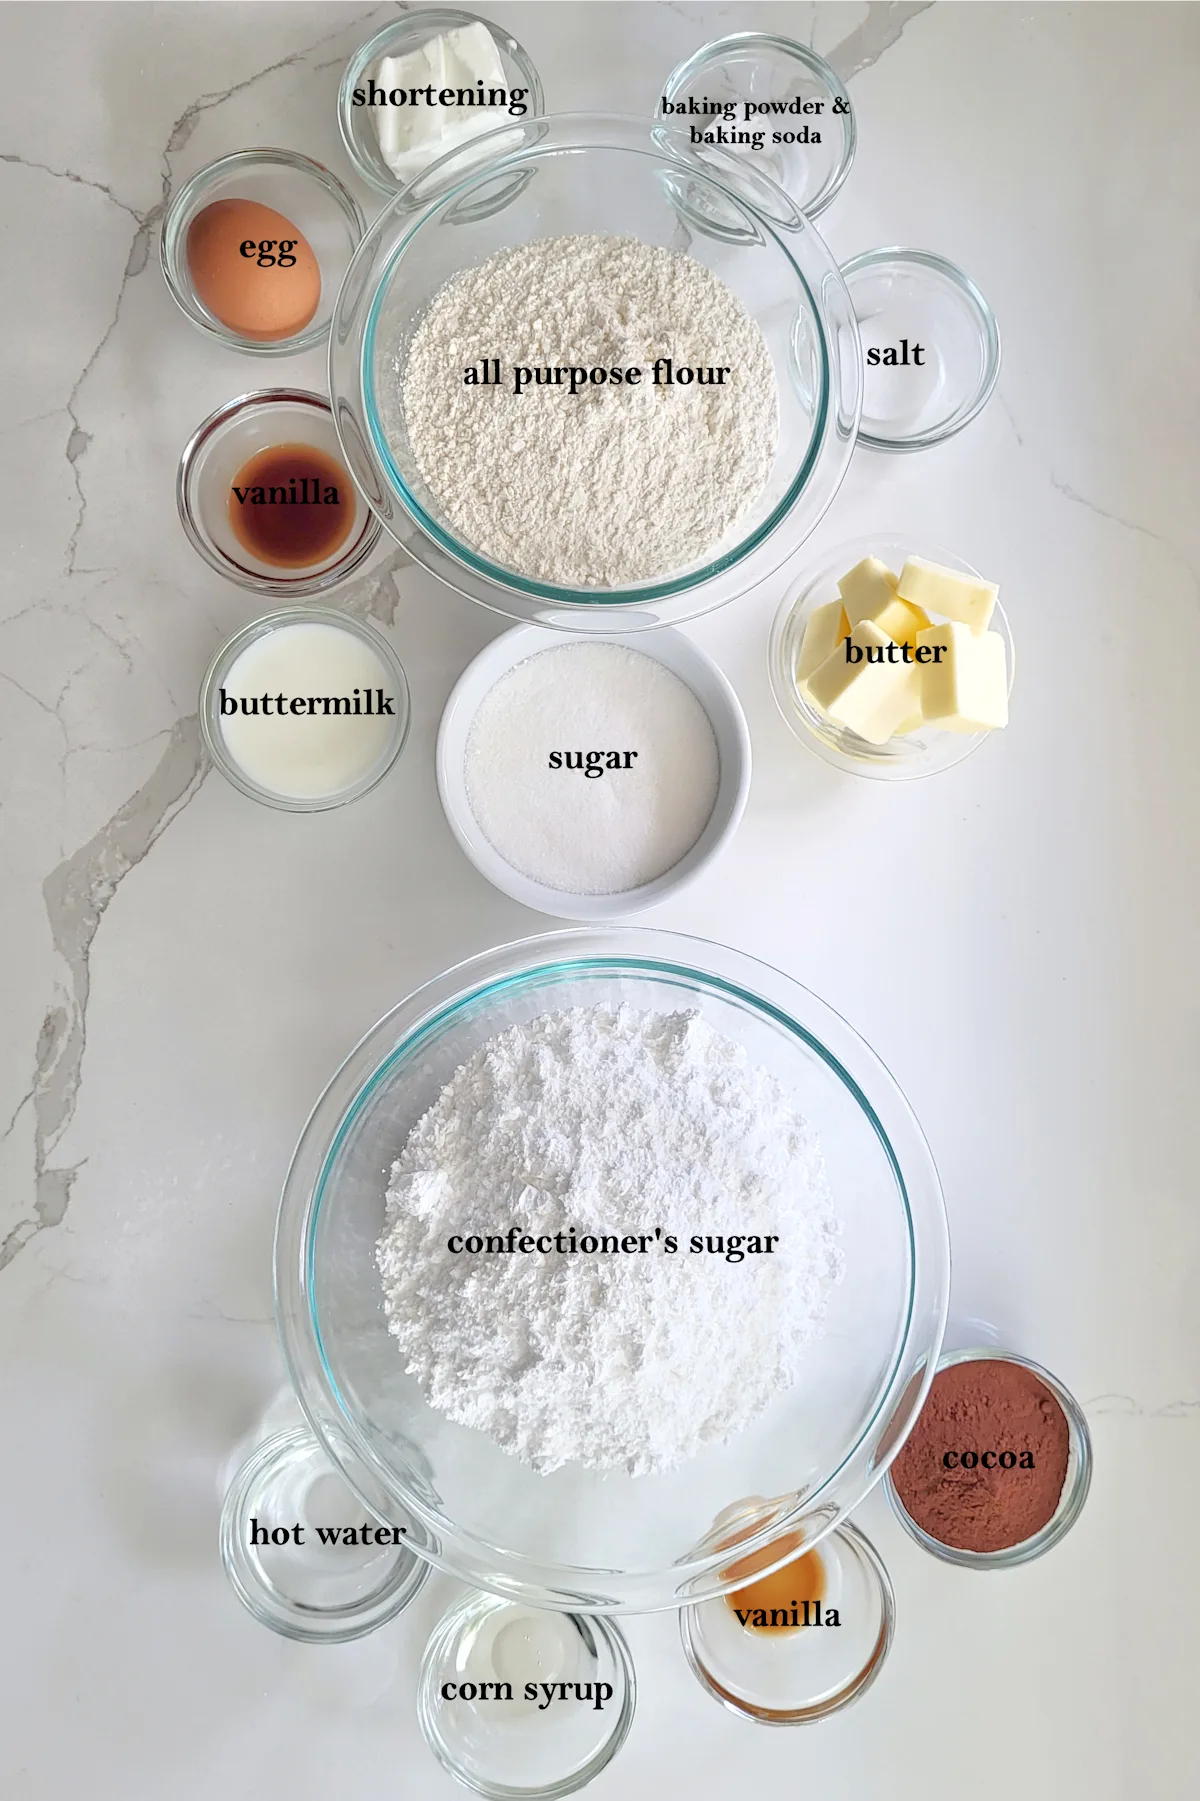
[
  {"left": 463, "top": 642, "right": 721, "bottom": 895},
  {"left": 376, "top": 1003, "right": 845, "bottom": 1475}
]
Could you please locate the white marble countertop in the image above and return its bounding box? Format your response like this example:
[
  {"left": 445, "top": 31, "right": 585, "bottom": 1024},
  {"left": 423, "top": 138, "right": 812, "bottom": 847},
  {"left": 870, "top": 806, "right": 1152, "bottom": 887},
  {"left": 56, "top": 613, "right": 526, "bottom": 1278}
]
[{"left": 2, "top": 2, "right": 1198, "bottom": 1795}]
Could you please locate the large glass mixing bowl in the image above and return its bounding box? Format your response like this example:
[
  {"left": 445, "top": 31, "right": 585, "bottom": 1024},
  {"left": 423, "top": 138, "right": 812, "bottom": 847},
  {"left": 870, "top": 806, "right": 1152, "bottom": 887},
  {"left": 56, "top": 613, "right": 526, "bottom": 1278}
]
[
  {"left": 275, "top": 930, "right": 949, "bottom": 1613},
  {"left": 327, "top": 114, "right": 862, "bottom": 628}
]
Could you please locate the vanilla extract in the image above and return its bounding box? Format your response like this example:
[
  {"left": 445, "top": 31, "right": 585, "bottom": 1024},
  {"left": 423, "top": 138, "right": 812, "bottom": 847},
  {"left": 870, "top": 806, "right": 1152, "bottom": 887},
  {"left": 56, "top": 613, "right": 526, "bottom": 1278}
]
[
  {"left": 719, "top": 1535, "right": 835, "bottom": 1635},
  {"left": 732, "top": 1599, "right": 840, "bottom": 1631},
  {"left": 228, "top": 441, "right": 354, "bottom": 568}
]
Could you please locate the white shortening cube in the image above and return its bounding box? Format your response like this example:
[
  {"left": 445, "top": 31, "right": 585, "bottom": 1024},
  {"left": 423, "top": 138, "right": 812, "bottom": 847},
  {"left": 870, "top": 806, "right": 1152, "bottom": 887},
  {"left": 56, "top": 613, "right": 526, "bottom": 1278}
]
[{"left": 917, "top": 621, "right": 1009, "bottom": 731}]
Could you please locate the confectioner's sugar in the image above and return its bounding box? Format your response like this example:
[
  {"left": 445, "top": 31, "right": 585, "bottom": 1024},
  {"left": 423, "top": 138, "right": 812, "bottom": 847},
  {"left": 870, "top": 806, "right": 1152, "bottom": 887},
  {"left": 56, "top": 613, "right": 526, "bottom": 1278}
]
[{"left": 376, "top": 1004, "right": 844, "bottom": 1475}]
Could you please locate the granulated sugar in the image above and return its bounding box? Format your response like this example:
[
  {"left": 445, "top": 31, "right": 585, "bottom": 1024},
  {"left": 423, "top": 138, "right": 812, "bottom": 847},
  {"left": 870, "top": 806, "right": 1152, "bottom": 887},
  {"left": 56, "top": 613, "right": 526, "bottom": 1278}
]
[
  {"left": 376, "top": 1004, "right": 844, "bottom": 1476},
  {"left": 463, "top": 642, "right": 720, "bottom": 894},
  {"left": 398, "top": 234, "right": 778, "bottom": 587}
]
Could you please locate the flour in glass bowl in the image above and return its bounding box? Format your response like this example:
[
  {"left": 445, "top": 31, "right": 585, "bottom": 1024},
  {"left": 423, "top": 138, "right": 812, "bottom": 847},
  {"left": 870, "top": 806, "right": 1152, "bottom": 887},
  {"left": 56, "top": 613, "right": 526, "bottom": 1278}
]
[
  {"left": 396, "top": 234, "right": 780, "bottom": 588},
  {"left": 376, "top": 1004, "right": 844, "bottom": 1476}
]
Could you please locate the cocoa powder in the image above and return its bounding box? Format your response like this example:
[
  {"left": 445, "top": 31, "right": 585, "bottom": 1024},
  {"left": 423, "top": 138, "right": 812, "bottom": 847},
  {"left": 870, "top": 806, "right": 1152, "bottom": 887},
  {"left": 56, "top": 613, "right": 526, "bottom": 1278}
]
[{"left": 891, "top": 1357, "right": 1070, "bottom": 1553}]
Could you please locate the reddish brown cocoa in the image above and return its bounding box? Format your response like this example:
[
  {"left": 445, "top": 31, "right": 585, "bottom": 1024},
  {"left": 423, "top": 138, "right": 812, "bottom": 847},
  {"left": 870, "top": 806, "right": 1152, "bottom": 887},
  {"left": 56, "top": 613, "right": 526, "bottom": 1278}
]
[{"left": 891, "top": 1358, "right": 1070, "bottom": 1553}]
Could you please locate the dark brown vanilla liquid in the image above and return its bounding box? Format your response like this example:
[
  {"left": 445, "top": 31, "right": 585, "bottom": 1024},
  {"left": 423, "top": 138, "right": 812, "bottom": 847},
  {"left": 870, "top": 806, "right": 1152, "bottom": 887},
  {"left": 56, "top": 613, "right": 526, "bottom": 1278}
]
[{"left": 229, "top": 442, "right": 354, "bottom": 568}]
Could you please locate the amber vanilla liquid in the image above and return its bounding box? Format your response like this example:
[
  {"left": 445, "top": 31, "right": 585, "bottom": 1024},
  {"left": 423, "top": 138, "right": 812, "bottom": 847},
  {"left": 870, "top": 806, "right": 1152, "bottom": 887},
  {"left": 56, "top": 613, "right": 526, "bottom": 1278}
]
[
  {"left": 720, "top": 1530, "right": 827, "bottom": 1634},
  {"left": 228, "top": 442, "right": 354, "bottom": 568}
]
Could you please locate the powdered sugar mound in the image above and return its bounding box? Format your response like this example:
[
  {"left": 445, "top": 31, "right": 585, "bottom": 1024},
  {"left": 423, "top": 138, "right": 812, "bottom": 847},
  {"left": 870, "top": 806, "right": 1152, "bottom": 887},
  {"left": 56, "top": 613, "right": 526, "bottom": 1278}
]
[{"left": 376, "top": 1004, "right": 843, "bottom": 1475}]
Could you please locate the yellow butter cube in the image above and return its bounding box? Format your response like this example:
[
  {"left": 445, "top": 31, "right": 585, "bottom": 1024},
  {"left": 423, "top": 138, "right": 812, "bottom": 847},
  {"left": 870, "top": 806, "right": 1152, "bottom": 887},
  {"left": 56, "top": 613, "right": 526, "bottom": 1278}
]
[
  {"left": 861, "top": 592, "right": 931, "bottom": 650},
  {"left": 897, "top": 556, "right": 998, "bottom": 634},
  {"left": 796, "top": 601, "right": 850, "bottom": 688},
  {"left": 807, "top": 619, "right": 923, "bottom": 745},
  {"left": 837, "top": 556, "right": 899, "bottom": 626},
  {"left": 917, "top": 622, "right": 1009, "bottom": 732}
]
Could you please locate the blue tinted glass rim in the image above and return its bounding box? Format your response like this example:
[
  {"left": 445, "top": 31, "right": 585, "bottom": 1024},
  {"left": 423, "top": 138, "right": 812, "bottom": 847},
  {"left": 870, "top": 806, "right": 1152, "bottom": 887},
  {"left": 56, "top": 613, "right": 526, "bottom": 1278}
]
[
  {"left": 305, "top": 958, "right": 917, "bottom": 1552},
  {"left": 360, "top": 150, "right": 830, "bottom": 606}
]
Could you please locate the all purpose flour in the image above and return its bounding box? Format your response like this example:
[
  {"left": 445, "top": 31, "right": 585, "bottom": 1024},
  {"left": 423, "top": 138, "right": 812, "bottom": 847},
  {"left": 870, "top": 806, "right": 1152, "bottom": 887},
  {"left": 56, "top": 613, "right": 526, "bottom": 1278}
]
[
  {"left": 376, "top": 1004, "right": 844, "bottom": 1475},
  {"left": 398, "top": 234, "right": 779, "bottom": 587}
]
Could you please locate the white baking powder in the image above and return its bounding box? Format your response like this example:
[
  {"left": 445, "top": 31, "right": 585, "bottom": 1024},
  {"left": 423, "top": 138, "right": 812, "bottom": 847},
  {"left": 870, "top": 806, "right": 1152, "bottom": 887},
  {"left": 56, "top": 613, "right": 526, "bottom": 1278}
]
[
  {"left": 376, "top": 1004, "right": 843, "bottom": 1475},
  {"left": 463, "top": 642, "right": 720, "bottom": 894},
  {"left": 398, "top": 234, "right": 779, "bottom": 587}
]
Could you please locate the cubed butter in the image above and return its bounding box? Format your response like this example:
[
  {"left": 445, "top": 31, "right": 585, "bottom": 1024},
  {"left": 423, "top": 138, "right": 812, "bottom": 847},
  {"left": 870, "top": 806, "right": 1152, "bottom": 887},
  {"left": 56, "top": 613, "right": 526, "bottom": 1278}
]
[
  {"left": 860, "top": 591, "right": 931, "bottom": 650},
  {"left": 807, "top": 619, "right": 923, "bottom": 745},
  {"left": 897, "top": 556, "right": 998, "bottom": 634},
  {"left": 917, "top": 622, "right": 1009, "bottom": 732},
  {"left": 837, "top": 556, "right": 899, "bottom": 625},
  {"left": 796, "top": 601, "right": 850, "bottom": 688}
]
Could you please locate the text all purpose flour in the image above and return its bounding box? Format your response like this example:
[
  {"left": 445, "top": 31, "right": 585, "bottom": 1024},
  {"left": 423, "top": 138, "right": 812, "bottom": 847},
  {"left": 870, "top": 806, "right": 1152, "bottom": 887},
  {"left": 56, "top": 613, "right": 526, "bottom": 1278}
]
[{"left": 399, "top": 234, "right": 779, "bottom": 588}]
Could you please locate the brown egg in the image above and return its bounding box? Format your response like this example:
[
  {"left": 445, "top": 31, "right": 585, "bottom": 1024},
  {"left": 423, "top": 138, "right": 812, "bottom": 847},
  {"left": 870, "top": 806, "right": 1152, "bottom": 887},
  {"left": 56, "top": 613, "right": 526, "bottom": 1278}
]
[{"left": 186, "top": 198, "right": 320, "bottom": 341}]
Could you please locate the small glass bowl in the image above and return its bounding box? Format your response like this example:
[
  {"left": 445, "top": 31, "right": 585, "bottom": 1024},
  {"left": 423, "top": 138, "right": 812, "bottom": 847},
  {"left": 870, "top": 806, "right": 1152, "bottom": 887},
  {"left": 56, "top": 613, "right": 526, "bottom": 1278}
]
[
  {"left": 417, "top": 1591, "right": 636, "bottom": 1798},
  {"left": 177, "top": 389, "right": 381, "bottom": 595},
  {"left": 160, "top": 149, "right": 364, "bottom": 356},
  {"left": 681, "top": 1520, "right": 894, "bottom": 1724},
  {"left": 338, "top": 11, "right": 544, "bottom": 199},
  {"left": 841, "top": 249, "right": 1000, "bottom": 451},
  {"left": 662, "top": 33, "right": 855, "bottom": 222},
  {"left": 884, "top": 1348, "right": 1093, "bottom": 1569},
  {"left": 220, "top": 1425, "right": 428, "bottom": 1643},
  {"left": 199, "top": 606, "right": 411, "bottom": 812},
  {"left": 768, "top": 533, "right": 1014, "bottom": 782}
]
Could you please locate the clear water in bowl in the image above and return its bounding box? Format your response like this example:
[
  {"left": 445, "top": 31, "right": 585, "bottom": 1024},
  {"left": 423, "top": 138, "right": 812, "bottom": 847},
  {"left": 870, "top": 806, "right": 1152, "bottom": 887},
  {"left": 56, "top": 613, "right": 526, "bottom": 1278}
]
[{"left": 282, "top": 932, "right": 947, "bottom": 1612}]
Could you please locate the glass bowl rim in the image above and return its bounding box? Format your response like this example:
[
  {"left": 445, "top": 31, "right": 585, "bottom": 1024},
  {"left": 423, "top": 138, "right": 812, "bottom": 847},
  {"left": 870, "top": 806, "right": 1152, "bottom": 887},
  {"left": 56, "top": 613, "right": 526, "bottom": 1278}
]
[
  {"left": 353, "top": 110, "right": 834, "bottom": 607},
  {"left": 198, "top": 603, "right": 411, "bottom": 812},
  {"left": 176, "top": 386, "right": 383, "bottom": 595},
  {"left": 883, "top": 1346, "right": 1093, "bottom": 1568},
  {"left": 417, "top": 1589, "right": 637, "bottom": 1798},
  {"left": 219, "top": 1423, "right": 430, "bottom": 1642},
  {"left": 767, "top": 531, "right": 1015, "bottom": 782},
  {"left": 678, "top": 1517, "right": 895, "bottom": 1724},
  {"left": 337, "top": 8, "right": 546, "bottom": 197},
  {"left": 274, "top": 925, "right": 950, "bottom": 1612},
  {"left": 661, "top": 30, "right": 857, "bottom": 221},
  {"left": 842, "top": 246, "right": 1001, "bottom": 451},
  {"left": 159, "top": 146, "right": 366, "bottom": 357}
]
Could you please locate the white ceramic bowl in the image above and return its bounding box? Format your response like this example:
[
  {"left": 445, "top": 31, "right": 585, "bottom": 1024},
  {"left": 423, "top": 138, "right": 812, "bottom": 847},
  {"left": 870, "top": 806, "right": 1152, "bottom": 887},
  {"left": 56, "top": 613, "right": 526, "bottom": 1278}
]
[{"left": 436, "top": 625, "right": 751, "bottom": 919}]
